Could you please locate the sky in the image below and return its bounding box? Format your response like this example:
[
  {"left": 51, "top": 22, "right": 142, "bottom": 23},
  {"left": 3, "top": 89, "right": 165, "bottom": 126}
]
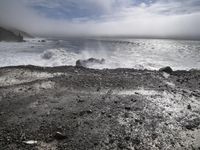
[{"left": 0, "top": 0, "right": 200, "bottom": 39}]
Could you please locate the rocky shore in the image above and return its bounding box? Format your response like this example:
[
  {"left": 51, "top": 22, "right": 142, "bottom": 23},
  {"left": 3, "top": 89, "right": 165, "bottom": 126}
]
[
  {"left": 0, "top": 27, "right": 24, "bottom": 42},
  {"left": 0, "top": 65, "right": 200, "bottom": 150}
]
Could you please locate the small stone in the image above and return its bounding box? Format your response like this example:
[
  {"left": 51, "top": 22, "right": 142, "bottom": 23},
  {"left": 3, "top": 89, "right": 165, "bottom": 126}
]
[
  {"left": 79, "top": 110, "right": 93, "bottom": 116},
  {"left": 77, "top": 99, "right": 85, "bottom": 103},
  {"left": 86, "top": 110, "right": 92, "bottom": 114},
  {"left": 135, "top": 119, "right": 143, "bottom": 125},
  {"left": 54, "top": 132, "right": 67, "bottom": 140},
  {"left": 132, "top": 138, "right": 140, "bottom": 145},
  {"left": 109, "top": 139, "right": 115, "bottom": 144},
  {"left": 124, "top": 112, "right": 129, "bottom": 118},
  {"left": 55, "top": 107, "right": 63, "bottom": 110},
  {"left": 187, "top": 104, "right": 192, "bottom": 110},
  {"left": 97, "top": 87, "right": 101, "bottom": 92},
  {"left": 101, "top": 111, "right": 106, "bottom": 115},
  {"left": 125, "top": 106, "right": 131, "bottom": 111},
  {"left": 125, "top": 136, "right": 131, "bottom": 141},
  {"left": 131, "top": 99, "right": 137, "bottom": 102},
  {"left": 152, "top": 133, "right": 158, "bottom": 140},
  {"left": 117, "top": 142, "right": 126, "bottom": 149},
  {"left": 107, "top": 114, "right": 112, "bottom": 118},
  {"left": 192, "top": 92, "right": 200, "bottom": 97},
  {"left": 23, "top": 140, "right": 38, "bottom": 145}
]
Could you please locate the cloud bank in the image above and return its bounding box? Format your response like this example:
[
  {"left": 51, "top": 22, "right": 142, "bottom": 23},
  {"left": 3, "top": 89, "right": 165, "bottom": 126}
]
[{"left": 0, "top": 0, "right": 200, "bottom": 39}]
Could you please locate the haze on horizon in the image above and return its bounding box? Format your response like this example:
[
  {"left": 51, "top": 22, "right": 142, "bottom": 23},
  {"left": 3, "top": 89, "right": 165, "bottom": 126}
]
[{"left": 0, "top": 0, "right": 200, "bottom": 39}]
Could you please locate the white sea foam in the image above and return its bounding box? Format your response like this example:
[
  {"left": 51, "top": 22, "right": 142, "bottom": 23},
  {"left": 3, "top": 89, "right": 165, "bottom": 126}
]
[{"left": 0, "top": 38, "right": 200, "bottom": 70}]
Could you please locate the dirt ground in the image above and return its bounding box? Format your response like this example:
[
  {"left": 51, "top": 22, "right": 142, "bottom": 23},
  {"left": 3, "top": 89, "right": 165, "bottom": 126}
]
[{"left": 0, "top": 65, "right": 200, "bottom": 150}]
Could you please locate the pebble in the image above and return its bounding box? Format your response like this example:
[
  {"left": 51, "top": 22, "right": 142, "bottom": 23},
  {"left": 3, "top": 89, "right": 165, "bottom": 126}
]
[
  {"left": 23, "top": 140, "right": 38, "bottom": 145},
  {"left": 54, "top": 132, "right": 67, "bottom": 140},
  {"left": 125, "top": 106, "right": 131, "bottom": 111},
  {"left": 187, "top": 104, "right": 192, "bottom": 110},
  {"left": 77, "top": 99, "right": 85, "bottom": 103}
]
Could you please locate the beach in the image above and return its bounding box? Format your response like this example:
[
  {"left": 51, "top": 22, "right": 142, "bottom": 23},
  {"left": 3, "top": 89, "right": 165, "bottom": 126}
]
[{"left": 0, "top": 65, "right": 200, "bottom": 149}]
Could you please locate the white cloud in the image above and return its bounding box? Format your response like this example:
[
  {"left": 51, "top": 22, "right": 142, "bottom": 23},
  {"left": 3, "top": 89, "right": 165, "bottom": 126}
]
[{"left": 0, "top": 0, "right": 200, "bottom": 39}]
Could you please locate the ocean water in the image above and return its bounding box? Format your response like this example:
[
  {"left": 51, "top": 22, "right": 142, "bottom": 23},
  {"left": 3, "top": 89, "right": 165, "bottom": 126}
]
[{"left": 0, "top": 38, "right": 200, "bottom": 70}]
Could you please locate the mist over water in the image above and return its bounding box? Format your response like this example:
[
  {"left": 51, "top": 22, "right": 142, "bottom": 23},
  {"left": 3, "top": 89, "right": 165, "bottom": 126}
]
[{"left": 0, "top": 38, "right": 200, "bottom": 70}]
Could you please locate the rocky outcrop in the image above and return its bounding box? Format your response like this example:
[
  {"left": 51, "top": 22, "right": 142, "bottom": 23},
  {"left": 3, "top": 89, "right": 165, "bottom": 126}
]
[
  {"left": 159, "top": 66, "right": 173, "bottom": 74},
  {"left": 76, "top": 58, "right": 105, "bottom": 68},
  {"left": 0, "top": 27, "right": 24, "bottom": 42}
]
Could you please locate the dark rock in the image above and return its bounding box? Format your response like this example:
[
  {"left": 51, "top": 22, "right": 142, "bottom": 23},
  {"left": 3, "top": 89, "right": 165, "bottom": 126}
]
[
  {"left": 132, "top": 138, "right": 141, "bottom": 145},
  {"left": 41, "top": 40, "right": 46, "bottom": 42},
  {"left": 77, "top": 99, "right": 85, "bottom": 103},
  {"left": 159, "top": 66, "right": 173, "bottom": 74},
  {"left": 185, "top": 118, "right": 200, "bottom": 130},
  {"left": 101, "top": 111, "right": 106, "bottom": 115},
  {"left": 79, "top": 110, "right": 93, "bottom": 116},
  {"left": 187, "top": 104, "right": 191, "bottom": 110},
  {"left": 191, "top": 91, "right": 200, "bottom": 97},
  {"left": 76, "top": 58, "right": 105, "bottom": 68},
  {"left": 135, "top": 119, "right": 143, "bottom": 125},
  {"left": 152, "top": 133, "right": 158, "bottom": 140},
  {"left": 107, "top": 114, "right": 112, "bottom": 118},
  {"left": 109, "top": 139, "right": 115, "bottom": 144},
  {"left": 124, "top": 112, "right": 129, "bottom": 118},
  {"left": 86, "top": 110, "right": 93, "bottom": 114},
  {"left": 54, "top": 132, "right": 67, "bottom": 140},
  {"left": 55, "top": 107, "right": 63, "bottom": 111},
  {"left": 124, "top": 136, "right": 131, "bottom": 141},
  {"left": 131, "top": 99, "right": 137, "bottom": 102},
  {"left": 97, "top": 87, "right": 101, "bottom": 92},
  {"left": 125, "top": 106, "right": 131, "bottom": 111},
  {"left": 117, "top": 142, "right": 126, "bottom": 149},
  {"left": 114, "top": 100, "right": 118, "bottom": 104}
]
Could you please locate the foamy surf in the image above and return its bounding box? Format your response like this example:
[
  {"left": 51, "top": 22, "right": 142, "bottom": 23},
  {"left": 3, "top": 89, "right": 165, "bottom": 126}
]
[{"left": 0, "top": 38, "right": 200, "bottom": 70}]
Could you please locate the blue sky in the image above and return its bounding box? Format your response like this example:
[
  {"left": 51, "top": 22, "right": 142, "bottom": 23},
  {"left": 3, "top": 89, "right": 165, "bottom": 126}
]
[
  {"left": 0, "top": 0, "right": 200, "bottom": 38},
  {"left": 24, "top": 0, "right": 200, "bottom": 19}
]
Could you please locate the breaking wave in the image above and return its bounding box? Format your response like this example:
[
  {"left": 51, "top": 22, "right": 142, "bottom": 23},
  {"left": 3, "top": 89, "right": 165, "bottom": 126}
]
[{"left": 0, "top": 38, "right": 200, "bottom": 70}]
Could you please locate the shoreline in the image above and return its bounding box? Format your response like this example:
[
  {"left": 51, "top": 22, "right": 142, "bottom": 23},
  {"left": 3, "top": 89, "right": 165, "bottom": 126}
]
[
  {"left": 0, "top": 65, "right": 200, "bottom": 149},
  {"left": 1, "top": 64, "right": 199, "bottom": 71}
]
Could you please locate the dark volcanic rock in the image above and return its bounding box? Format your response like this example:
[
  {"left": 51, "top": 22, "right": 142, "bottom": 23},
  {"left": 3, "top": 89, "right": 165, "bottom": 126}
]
[
  {"left": 159, "top": 66, "right": 173, "bottom": 74},
  {"left": 187, "top": 104, "right": 191, "bottom": 110},
  {"left": 41, "top": 40, "right": 46, "bottom": 42},
  {"left": 76, "top": 58, "right": 105, "bottom": 68},
  {"left": 54, "top": 132, "right": 67, "bottom": 140}
]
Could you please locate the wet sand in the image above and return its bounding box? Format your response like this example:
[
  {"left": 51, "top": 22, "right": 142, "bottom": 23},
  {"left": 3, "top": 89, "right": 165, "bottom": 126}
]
[{"left": 0, "top": 65, "right": 200, "bottom": 150}]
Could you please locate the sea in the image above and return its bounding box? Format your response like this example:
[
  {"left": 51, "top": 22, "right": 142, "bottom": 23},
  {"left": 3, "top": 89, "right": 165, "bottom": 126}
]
[{"left": 0, "top": 38, "right": 200, "bottom": 70}]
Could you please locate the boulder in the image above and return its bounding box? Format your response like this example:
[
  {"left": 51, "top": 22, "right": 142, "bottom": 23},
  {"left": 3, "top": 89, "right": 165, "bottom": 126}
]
[
  {"left": 76, "top": 58, "right": 105, "bottom": 68},
  {"left": 159, "top": 66, "right": 173, "bottom": 74},
  {"left": 54, "top": 132, "right": 67, "bottom": 140}
]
